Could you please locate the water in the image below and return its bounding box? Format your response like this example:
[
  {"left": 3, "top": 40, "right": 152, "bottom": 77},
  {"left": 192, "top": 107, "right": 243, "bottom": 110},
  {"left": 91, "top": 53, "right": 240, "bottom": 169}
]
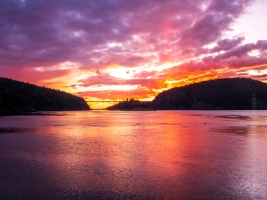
[{"left": 0, "top": 110, "right": 267, "bottom": 199}]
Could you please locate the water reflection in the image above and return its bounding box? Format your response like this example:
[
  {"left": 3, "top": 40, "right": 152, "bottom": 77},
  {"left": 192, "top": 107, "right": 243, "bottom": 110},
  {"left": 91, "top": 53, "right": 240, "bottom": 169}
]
[
  {"left": 0, "top": 127, "right": 35, "bottom": 133},
  {"left": 0, "top": 111, "right": 267, "bottom": 199}
]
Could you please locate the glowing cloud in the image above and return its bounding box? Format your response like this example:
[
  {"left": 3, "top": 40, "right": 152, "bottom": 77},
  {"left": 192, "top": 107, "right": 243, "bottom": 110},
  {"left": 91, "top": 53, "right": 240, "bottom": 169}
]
[{"left": 1, "top": 0, "right": 267, "bottom": 105}]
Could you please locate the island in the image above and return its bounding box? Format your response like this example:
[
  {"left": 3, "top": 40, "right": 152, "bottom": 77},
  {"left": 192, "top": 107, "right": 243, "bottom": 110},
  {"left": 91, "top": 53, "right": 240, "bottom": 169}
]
[
  {"left": 107, "top": 99, "right": 154, "bottom": 111},
  {"left": 0, "top": 77, "right": 90, "bottom": 115}
]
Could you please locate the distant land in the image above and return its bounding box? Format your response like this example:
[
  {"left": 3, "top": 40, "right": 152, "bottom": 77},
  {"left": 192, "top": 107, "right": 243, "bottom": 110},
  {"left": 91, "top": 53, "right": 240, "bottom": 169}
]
[
  {"left": 0, "top": 77, "right": 90, "bottom": 115},
  {"left": 108, "top": 78, "right": 267, "bottom": 110},
  {"left": 107, "top": 99, "right": 154, "bottom": 111},
  {"left": 153, "top": 78, "right": 267, "bottom": 110}
]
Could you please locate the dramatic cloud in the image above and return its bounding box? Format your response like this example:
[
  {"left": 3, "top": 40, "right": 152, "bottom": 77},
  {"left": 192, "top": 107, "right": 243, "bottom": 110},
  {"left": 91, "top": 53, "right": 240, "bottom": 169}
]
[{"left": 0, "top": 0, "right": 266, "bottom": 103}]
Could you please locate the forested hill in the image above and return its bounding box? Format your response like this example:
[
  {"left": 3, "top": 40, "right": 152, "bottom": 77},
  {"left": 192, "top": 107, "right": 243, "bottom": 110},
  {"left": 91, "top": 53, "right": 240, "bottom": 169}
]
[
  {"left": 107, "top": 100, "right": 153, "bottom": 111},
  {"left": 0, "top": 77, "right": 90, "bottom": 115},
  {"left": 153, "top": 78, "right": 267, "bottom": 110}
]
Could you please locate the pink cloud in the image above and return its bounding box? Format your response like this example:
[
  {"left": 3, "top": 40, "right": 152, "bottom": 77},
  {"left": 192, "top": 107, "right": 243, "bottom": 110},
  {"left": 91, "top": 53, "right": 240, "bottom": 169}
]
[{"left": 1, "top": 0, "right": 266, "bottom": 100}]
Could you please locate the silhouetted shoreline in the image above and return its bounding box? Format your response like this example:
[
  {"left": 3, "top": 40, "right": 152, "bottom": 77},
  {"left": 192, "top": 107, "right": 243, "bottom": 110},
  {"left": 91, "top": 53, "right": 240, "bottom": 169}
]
[
  {"left": 0, "top": 77, "right": 90, "bottom": 115},
  {"left": 107, "top": 78, "right": 267, "bottom": 111}
]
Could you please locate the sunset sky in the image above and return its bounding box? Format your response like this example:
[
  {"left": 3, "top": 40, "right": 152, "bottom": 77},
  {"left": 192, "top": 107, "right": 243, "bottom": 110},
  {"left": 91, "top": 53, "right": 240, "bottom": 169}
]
[{"left": 1, "top": 0, "right": 267, "bottom": 108}]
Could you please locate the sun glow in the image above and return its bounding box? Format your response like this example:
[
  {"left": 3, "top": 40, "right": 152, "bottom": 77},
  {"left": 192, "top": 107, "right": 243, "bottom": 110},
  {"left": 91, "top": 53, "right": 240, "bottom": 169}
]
[
  {"left": 104, "top": 65, "right": 134, "bottom": 79},
  {"left": 84, "top": 84, "right": 139, "bottom": 92}
]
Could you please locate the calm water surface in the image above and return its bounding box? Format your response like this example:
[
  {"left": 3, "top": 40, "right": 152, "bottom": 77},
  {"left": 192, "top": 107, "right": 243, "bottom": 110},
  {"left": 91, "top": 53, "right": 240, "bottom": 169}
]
[{"left": 0, "top": 110, "right": 267, "bottom": 199}]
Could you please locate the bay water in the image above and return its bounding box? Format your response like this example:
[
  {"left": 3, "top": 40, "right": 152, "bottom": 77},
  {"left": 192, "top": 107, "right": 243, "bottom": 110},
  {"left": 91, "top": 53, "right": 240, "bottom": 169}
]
[{"left": 0, "top": 110, "right": 267, "bottom": 199}]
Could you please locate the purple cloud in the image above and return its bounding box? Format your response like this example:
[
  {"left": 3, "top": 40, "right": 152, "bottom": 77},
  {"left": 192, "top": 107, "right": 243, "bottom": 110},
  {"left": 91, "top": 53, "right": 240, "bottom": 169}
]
[{"left": 1, "top": 0, "right": 266, "bottom": 100}]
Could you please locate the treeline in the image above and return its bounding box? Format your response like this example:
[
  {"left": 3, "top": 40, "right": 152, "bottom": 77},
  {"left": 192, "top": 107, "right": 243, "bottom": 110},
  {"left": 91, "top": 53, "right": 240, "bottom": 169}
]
[
  {"left": 108, "top": 78, "right": 267, "bottom": 110},
  {"left": 0, "top": 77, "right": 90, "bottom": 115},
  {"left": 153, "top": 78, "right": 267, "bottom": 110},
  {"left": 107, "top": 99, "right": 153, "bottom": 111}
]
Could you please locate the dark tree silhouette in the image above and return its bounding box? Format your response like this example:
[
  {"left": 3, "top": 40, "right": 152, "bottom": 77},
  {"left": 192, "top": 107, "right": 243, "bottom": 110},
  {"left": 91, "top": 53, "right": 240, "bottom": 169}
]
[
  {"left": 152, "top": 78, "right": 267, "bottom": 110},
  {"left": 0, "top": 77, "right": 90, "bottom": 115}
]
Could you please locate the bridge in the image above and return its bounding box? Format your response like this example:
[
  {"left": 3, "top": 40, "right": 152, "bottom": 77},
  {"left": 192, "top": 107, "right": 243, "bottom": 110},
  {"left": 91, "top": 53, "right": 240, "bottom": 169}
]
[
  {"left": 85, "top": 100, "right": 152, "bottom": 109},
  {"left": 86, "top": 100, "right": 123, "bottom": 103},
  {"left": 86, "top": 100, "right": 152, "bottom": 103}
]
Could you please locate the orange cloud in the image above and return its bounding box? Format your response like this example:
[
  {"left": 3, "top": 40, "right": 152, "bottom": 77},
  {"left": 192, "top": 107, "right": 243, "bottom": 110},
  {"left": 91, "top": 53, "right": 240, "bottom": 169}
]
[{"left": 1, "top": 0, "right": 267, "bottom": 107}]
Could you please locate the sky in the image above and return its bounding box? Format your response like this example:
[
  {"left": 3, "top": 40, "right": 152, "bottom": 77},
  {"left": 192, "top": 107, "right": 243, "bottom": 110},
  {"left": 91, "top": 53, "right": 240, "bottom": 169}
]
[{"left": 1, "top": 0, "right": 267, "bottom": 108}]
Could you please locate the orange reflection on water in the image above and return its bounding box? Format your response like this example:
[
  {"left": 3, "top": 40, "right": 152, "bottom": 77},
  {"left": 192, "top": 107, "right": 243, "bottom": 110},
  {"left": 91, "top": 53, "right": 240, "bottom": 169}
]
[
  {"left": 40, "top": 112, "right": 200, "bottom": 195},
  {"left": 7, "top": 110, "right": 266, "bottom": 199}
]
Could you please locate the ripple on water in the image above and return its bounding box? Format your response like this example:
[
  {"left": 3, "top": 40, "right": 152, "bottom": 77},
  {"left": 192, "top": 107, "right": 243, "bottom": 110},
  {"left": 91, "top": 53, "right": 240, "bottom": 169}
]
[
  {"left": 210, "top": 125, "right": 267, "bottom": 135},
  {"left": 1, "top": 110, "right": 267, "bottom": 199},
  {"left": 0, "top": 127, "right": 35, "bottom": 134}
]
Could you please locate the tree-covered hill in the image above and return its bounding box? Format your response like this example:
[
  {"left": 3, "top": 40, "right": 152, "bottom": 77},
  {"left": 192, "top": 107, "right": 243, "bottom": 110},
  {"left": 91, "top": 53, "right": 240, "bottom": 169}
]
[
  {"left": 153, "top": 78, "right": 267, "bottom": 110},
  {"left": 0, "top": 77, "right": 90, "bottom": 115},
  {"left": 107, "top": 100, "right": 153, "bottom": 111}
]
